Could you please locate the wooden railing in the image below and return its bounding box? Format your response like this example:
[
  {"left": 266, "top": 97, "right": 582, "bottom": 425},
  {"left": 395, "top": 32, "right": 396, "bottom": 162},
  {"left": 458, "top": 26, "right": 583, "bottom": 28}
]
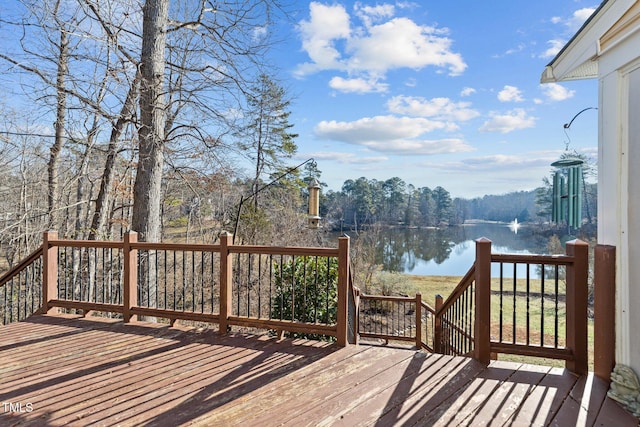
[
  {"left": 355, "top": 237, "right": 589, "bottom": 374},
  {"left": 482, "top": 238, "right": 589, "bottom": 374},
  {"left": 7, "top": 231, "right": 353, "bottom": 346},
  {"left": 357, "top": 293, "right": 428, "bottom": 349},
  {"left": 1, "top": 232, "right": 591, "bottom": 374},
  {"left": 0, "top": 246, "right": 44, "bottom": 325}
]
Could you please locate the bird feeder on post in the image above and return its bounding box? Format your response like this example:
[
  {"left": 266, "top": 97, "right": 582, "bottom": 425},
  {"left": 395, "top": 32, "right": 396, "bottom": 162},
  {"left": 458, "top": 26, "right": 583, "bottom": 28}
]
[{"left": 308, "top": 178, "right": 321, "bottom": 229}]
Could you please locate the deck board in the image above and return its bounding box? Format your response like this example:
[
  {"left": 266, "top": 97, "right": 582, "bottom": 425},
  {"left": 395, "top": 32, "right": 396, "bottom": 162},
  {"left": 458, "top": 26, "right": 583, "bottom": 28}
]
[{"left": 0, "top": 314, "right": 637, "bottom": 426}]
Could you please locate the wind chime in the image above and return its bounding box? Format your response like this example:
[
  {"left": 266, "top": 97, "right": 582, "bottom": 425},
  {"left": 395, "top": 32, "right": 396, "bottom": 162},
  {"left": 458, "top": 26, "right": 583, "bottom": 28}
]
[
  {"left": 551, "top": 157, "right": 583, "bottom": 229},
  {"left": 550, "top": 107, "right": 595, "bottom": 230}
]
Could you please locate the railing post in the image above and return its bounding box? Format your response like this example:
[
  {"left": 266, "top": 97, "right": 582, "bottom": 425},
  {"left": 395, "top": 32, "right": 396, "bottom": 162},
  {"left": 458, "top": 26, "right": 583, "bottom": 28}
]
[
  {"left": 594, "top": 245, "right": 616, "bottom": 382},
  {"left": 474, "top": 237, "right": 492, "bottom": 364},
  {"left": 123, "top": 231, "right": 138, "bottom": 322},
  {"left": 566, "top": 239, "right": 589, "bottom": 375},
  {"left": 415, "top": 293, "right": 422, "bottom": 349},
  {"left": 434, "top": 294, "right": 443, "bottom": 353},
  {"left": 337, "top": 235, "right": 350, "bottom": 347},
  {"left": 42, "top": 231, "right": 58, "bottom": 314},
  {"left": 219, "top": 232, "right": 233, "bottom": 335}
]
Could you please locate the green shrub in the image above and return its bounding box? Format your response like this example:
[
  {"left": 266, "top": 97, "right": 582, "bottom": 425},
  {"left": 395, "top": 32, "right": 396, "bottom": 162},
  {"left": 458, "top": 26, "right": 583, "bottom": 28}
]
[{"left": 271, "top": 256, "right": 338, "bottom": 341}]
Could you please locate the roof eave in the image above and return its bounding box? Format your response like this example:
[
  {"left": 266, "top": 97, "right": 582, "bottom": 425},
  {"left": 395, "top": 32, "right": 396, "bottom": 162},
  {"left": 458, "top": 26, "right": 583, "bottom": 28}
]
[{"left": 541, "top": 0, "right": 611, "bottom": 83}]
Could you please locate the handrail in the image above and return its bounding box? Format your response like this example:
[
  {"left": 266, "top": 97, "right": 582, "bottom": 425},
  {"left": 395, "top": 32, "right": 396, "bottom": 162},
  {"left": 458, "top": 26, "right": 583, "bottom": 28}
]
[
  {"left": 0, "top": 245, "right": 43, "bottom": 286},
  {"left": 421, "top": 300, "right": 435, "bottom": 316},
  {"left": 420, "top": 300, "right": 435, "bottom": 352},
  {"left": 0, "top": 245, "right": 44, "bottom": 325},
  {"left": 491, "top": 252, "right": 574, "bottom": 265},
  {"left": 432, "top": 263, "right": 476, "bottom": 357},
  {"left": 435, "top": 264, "right": 475, "bottom": 316},
  {"left": 348, "top": 265, "right": 360, "bottom": 345}
]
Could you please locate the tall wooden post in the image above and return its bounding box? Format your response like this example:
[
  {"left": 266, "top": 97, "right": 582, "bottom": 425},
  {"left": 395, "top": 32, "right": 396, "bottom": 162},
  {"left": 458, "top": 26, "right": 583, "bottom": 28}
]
[
  {"left": 434, "top": 294, "right": 443, "bottom": 354},
  {"left": 219, "top": 232, "right": 233, "bottom": 334},
  {"left": 415, "top": 293, "right": 422, "bottom": 349},
  {"left": 566, "top": 239, "right": 589, "bottom": 375},
  {"left": 594, "top": 245, "right": 616, "bottom": 382},
  {"left": 337, "top": 235, "right": 350, "bottom": 346},
  {"left": 474, "top": 237, "right": 492, "bottom": 364},
  {"left": 42, "top": 231, "right": 59, "bottom": 314},
  {"left": 123, "top": 231, "right": 138, "bottom": 322}
]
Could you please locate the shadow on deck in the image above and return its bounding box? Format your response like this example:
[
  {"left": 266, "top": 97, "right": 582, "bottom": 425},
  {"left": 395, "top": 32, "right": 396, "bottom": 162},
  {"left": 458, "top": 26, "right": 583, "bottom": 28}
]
[{"left": 0, "top": 315, "right": 636, "bottom": 426}]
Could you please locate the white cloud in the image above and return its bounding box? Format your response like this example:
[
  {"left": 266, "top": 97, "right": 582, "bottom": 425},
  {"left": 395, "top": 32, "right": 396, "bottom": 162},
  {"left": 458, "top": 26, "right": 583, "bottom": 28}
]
[
  {"left": 479, "top": 109, "right": 536, "bottom": 133},
  {"left": 541, "top": 39, "right": 565, "bottom": 59},
  {"left": 543, "top": 7, "right": 596, "bottom": 58},
  {"left": 301, "top": 151, "right": 388, "bottom": 164},
  {"left": 295, "top": 2, "right": 466, "bottom": 88},
  {"left": 551, "top": 7, "right": 595, "bottom": 31},
  {"left": 295, "top": 2, "right": 351, "bottom": 75},
  {"left": 568, "top": 8, "right": 596, "bottom": 31},
  {"left": 314, "top": 115, "right": 474, "bottom": 155},
  {"left": 503, "top": 43, "right": 526, "bottom": 56},
  {"left": 329, "top": 76, "right": 388, "bottom": 93},
  {"left": 346, "top": 17, "right": 466, "bottom": 76},
  {"left": 386, "top": 95, "right": 479, "bottom": 122},
  {"left": 354, "top": 2, "right": 395, "bottom": 27},
  {"left": 497, "top": 85, "right": 524, "bottom": 103},
  {"left": 317, "top": 115, "right": 447, "bottom": 140},
  {"left": 540, "top": 82, "right": 575, "bottom": 101},
  {"left": 460, "top": 87, "right": 476, "bottom": 97},
  {"left": 461, "top": 154, "right": 549, "bottom": 169},
  {"left": 354, "top": 138, "right": 474, "bottom": 156}
]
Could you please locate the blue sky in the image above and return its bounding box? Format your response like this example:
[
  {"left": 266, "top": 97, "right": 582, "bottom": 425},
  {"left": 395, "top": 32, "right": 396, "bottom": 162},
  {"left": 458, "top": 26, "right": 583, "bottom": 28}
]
[{"left": 270, "top": 1, "right": 600, "bottom": 198}]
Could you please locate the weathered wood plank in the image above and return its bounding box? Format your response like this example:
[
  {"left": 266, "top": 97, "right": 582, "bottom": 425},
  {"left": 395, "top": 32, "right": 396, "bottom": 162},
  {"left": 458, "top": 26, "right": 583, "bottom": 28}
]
[
  {"left": 418, "top": 359, "right": 522, "bottom": 426},
  {"left": 507, "top": 366, "right": 581, "bottom": 426},
  {"left": 198, "top": 344, "right": 413, "bottom": 426},
  {"left": 594, "top": 393, "right": 640, "bottom": 426},
  {"left": 467, "top": 363, "right": 552, "bottom": 426},
  {"left": 372, "top": 356, "right": 487, "bottom": 426},
  {"left": 306, "top": 352, "right": 468, "bottom": 426},
  {"left": 1, "top": 315, "right": 637, "bottom": 427},
  {"left": 550, "top": 372, "right": 612, "bottom": 427},
  {"left": 54, "top": 335, "right": 327, "bottom": 426}
]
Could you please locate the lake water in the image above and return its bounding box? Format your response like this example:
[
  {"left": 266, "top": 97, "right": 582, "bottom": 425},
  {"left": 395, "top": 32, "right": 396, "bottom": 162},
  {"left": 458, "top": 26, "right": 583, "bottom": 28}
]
[{"left": 371, "top": 221, "right": 551, "bottom": 277}]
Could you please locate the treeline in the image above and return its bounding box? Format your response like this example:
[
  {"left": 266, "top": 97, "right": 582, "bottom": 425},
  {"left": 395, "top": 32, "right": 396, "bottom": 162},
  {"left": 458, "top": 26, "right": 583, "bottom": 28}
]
[
  {"left": 465, "top": 191, "right": 537, "bottom": 223},
  {"left": 318, "top": 176, "right": 580, "bottom": 231},
  {"left": 321, "top": 177, "right": 457, "bottom": 230}
]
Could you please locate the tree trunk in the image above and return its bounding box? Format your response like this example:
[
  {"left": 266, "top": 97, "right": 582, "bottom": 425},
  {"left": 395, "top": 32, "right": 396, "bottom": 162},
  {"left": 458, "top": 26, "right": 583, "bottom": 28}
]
[
  {"left": 131, "top": 0, "right": 169, "bottom": 319},
  {"left": 90, "top": 76, "right": 140, "bottom": 240},
  {"left": 48, "top": 26, "right": 68, "bottom": 231},
  {"left": 132, "top": 0, "right": 168, "bottom": 243}
]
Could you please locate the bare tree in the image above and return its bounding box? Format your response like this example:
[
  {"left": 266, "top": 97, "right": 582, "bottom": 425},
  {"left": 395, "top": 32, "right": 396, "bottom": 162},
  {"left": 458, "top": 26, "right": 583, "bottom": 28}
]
[
  {"left": 1, "top": 0, "right": 295, "bottom": 250},
  {"left": 131, "top": 0, "right": 169, "bottom": 243}
]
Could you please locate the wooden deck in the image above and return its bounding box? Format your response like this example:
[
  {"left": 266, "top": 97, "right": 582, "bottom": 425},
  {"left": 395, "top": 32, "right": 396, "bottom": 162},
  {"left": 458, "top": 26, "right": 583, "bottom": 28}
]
[{"left": 0, "top": 315, "right": 637, "bottom": 426}]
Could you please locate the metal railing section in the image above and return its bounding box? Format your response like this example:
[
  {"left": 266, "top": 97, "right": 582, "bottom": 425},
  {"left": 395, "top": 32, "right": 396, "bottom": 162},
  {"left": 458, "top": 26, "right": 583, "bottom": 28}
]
[
  {"left": 488, "top": 252, "right": 579, "bottom": 362},
  {"left": 434, "top": 266, "right": 476, "bottom": 356},
  {"left": 136, "top": 247, "right": 218, "bottom": 315},
  {"left": 0, "top": 246, "right": 43, "bottom": 325}
]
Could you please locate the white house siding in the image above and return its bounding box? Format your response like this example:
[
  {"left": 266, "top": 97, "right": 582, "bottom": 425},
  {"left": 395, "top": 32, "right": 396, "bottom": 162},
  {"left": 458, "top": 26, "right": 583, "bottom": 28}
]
[
  {"left": 542, "top": 0, "right": 640, "bottom": 381},
  {"left": 626, "top": 66, "right": 640, "bottom": 374},
  {"left": 597, "top": 38, "right": 640, "bottom": 375}
]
